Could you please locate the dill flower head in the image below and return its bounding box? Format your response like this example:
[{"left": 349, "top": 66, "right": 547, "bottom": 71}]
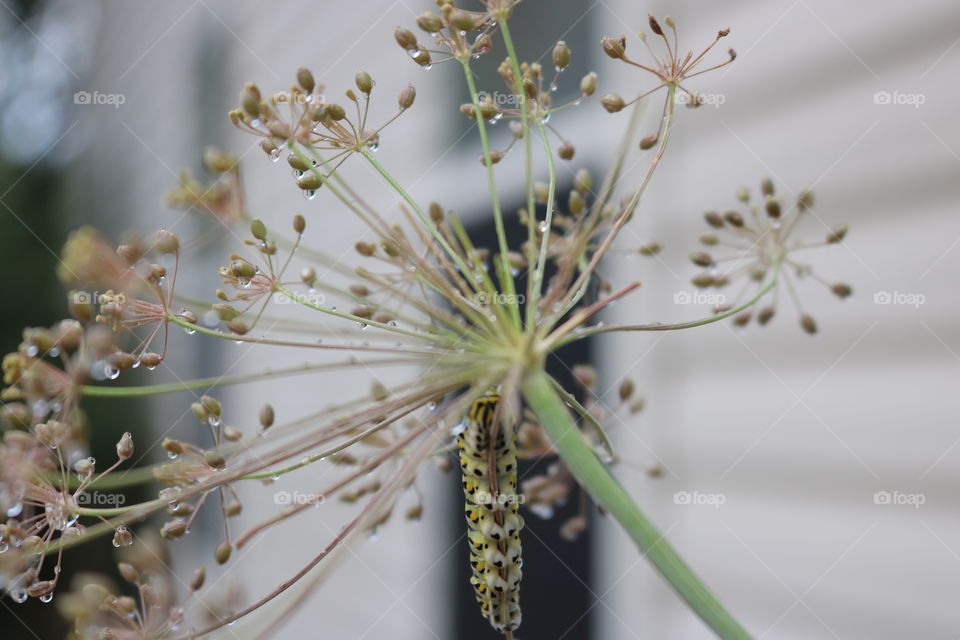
[
  {"left": 689, "top": 178, "right": 852, "bottom": 333},
  {"left": 0, "top": 5, "right": 851, "bottom": 640}
]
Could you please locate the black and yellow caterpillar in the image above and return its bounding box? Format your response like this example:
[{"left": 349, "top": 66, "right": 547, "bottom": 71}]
[{"left": 458, "top": 389, "right": 523, "bottom": 634}]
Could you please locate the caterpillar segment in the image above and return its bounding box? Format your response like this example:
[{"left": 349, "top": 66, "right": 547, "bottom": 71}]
[{"left": 458, "top": 390, "right": 523, "bottom": 634}]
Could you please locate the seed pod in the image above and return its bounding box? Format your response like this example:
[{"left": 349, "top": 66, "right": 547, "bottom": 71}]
[
  {"left": 398, "top": 85, "right": 416, "bottom": 110},
  {"left": 723, "top": 210, "right": 744, "bottom": 227},
  {"left": 690, "top": 252, "right": 714, "bottom": 267},
  {"left": 558, "top": 142, "right": 575, "bottom": 160},
  {"left": 250, "top": 218, "right": 267, "bottom": 241},
  {"left": 765, "top": 198, "right": 781, "bottom": 219},
  {"left": 293, "top": 214, "right": 306, "bottom": 234},
  {"left": 394, "top": 28, "right": 418, "bottom": 51},
  {"left": 800, "top": 314, "right": 818, "bottom": 335},
  {"left": 648, "top": 15, "right": 664, "bottom": 35},
  {"left": 601, "top": 36, "right": 626, "bottom": 59},
  {"left": 639, "top": 133, "right": 658, "bottom": 150},
  {"left": 355, "top": 71, "right": 374, "bottom": 95},
  {"left": 416, "top": 11, "right": 443, "bottom": 32},
  {"left": 600, "top": 93, "right": 626, "bottom": 113},
  {"left": 826, "top": 225, "right": 848, "bottom": 244},
  {"left": 215, "top": 541, "right": 232, "bottom": 565},
  {"left": 553, "top": 41, "right": 571, "bottom": 69},
  {"left": 757, "top": 306, "right": 775, "bottom": 325},
  {"left": 259, "top": 403, "right": 275, "bottom": 430},
  {"left": 831, "top": 283, "right": 852, "bottom": 299},
  {"left": 619, "top": 379, "right": 635, "bottom": 401},
  {"left": 296, "top": 67, "right": 315, "bottom": 93},
  {"left": 579, "top": 72, "right": 597, "bottom": 96},
  {"left": 116, "top": 432, "right": 134, "bottom": 460},
  {"left": 704, "top": 210, "right": 724, "bottom": 228},
  {"left": 761, "top": 177, "right": 775, "bottom": 196}
]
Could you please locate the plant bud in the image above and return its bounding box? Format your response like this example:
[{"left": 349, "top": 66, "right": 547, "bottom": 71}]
[
  {"left": 139, "top": 352, "right": 162, "bottom": 368},
  {"left": 831, "top": 283, "right": 852, "bottom": 299},
  {"left": 637, "top": 242, "right": 661, "bottom": 256},
  {"left": 800, "top": 314, "right": 817, "bottom": 335},
  {"left": 215, "top": 541, "right": 232, "bottom": 565},
  {"left": 723, "top": 210, "right": 744, "bottom": 227},
  {"left": 553, "top": 41, "right": 571, "bottom": 69},
  {"left": 259, "top": 403, "right": 275, "bottom": 430},
  {"left": 648, "top": 15, "right": 664, "bottom": 35},
  {"left": 600, "top": 93, "right": 625, "bottom": 113},
  {"left": 296, "top": 67, "right": 315, "bottom": 93},
  {"left": 757, "top": 306, "right": 775, "bottom": 325},
  {"left": 690, "top": 252, "right": 714, "bottom": 267},
  {"left": 765, "top": 198, "right": 781, "bottom": 219},
  {"left": 639, "top": 133, "right": 658, "bottom": 150},
  {"left": 355, "top": 241, "right": 375, "bottom": 256},
  {"left": 619, "top": 378, "right": 634, "bottom": 401},
  {"left": 398, "top": 85, "right": 416, "bottom": 110},
  {"left": 355, "top": 71, "right": 374, "bottom": 95},
  {"left": 118, "top": 563, "right": 139, "bottom": 583},
  {"left": 190, "top": 568, "right": 206, "bottom": 591},
  {"left": 250, "top": 218, "right": 267, "bottom": 240},
  {"left": 241, "top": 83, "right": 261, "bottom": 117},
  {"left": 116, "top": 432, "right": 134, "bottom": 459},
  {"left": 827, "top": 225, "right": 848, "bottom": 243},
  {"left": 416, "top": 11, "right": 443, "bottom": 32},
  {"left": 155, "top": 230, "right": 179, "bottom": 254},
  {"left": 601, "top": 36, "right": 626, "bottom": 59},
  {"left": 160, "top": 521, "right": 188, "bottom": 539},
  {"left": 798, "top": 190, "right": 814, "bottom": 211},
  {"left": 761, "top": 177, "right": 775, "bottom": 196},
  {"left": 558, "top": 142, "right": 575, "bottom": 160},
  {"left": 395, "top": 28, "right": 418, "bottom": 50},
  {"left": 580, "top": 71, "right": 597, "bottom": 96},
  {"left": 704, "top": 210, "right": 724, "bottom": 228}
]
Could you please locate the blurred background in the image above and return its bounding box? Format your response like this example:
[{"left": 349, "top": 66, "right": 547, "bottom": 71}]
[{"left": 0, "top": 0, "right": 958, "bottom": 638}]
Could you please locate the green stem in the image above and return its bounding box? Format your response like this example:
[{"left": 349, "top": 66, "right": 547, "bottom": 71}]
[
  {"left": 522, "top": 368, "right": 753, "bottom": 640},
  {"left": 461, "top": 60, "right": 521, "bottom": 329},
  {"left": 498, "top": 19, "right": 539, "bottom": 330},
  {"left": 359, "top": 148, "right": 478, "bottom": 288}
]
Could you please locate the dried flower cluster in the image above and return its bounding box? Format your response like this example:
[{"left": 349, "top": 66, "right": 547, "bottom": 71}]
[{"left": 0, "top": 3, "right": 850, "bottom": 639}]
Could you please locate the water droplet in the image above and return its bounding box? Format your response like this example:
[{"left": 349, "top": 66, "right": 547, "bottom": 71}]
[
  {"left": 7, "top": 503, "right": 23, "bottom": 518},
  {"left": 39, "top": 593, "right": 53, "bottom": 603},
  {"left": 0, "top": 542, "right": 7, "bottom": 553},
  {"left": 25, "top": 344, "right": 39, "bottom": 357},
  {"left": 11, "top": 589, "right": 27, "bottom": 604},
  {"left": 303, "top": 189, "right": 317, "bottom": 200},
  {"left": 106, "top": 365, "right": 120, "bottom": 380},
  {"left": 208, "top": 415, "right": 221, "bottom": 428},
  {"left": 450, "top": 421, "right": 466, "bottom": 436},
  {"left": 538, "top": 221, "right": 549, "bottom": 233},
  {"left": 426, "top": 401, "right": 437, "bottom": 411},
  {"left": 49, "top": 347, "right": 60, "bottom": 358},
  {"left": 184, "top": 326, "right": 196, "bottom": 335}
]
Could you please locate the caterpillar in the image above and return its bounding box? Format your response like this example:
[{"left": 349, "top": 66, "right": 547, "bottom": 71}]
[{"left": 458, "top": 389, "right": 523, "bottom": 634}]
